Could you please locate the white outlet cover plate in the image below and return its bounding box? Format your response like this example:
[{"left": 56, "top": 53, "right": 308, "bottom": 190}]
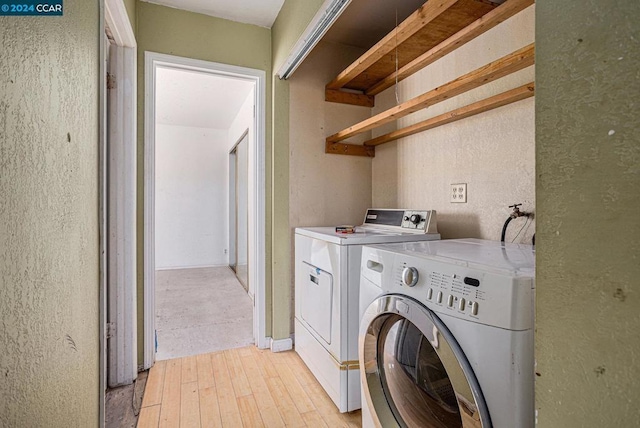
[{"left": 451, "top": 183, "right": 467, "bottom": 203}]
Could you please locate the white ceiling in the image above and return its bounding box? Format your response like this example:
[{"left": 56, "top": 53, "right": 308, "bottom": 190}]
[
  {"left": 156, "top": 67, "right": 254, "bottom": 129},
  {"left": 141, "top": 0, "right": 285, "bottom": 28}
]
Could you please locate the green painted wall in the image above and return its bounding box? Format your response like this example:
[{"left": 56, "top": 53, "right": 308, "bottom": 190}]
[
  {"left": 536, "top": 0, "right": 640, "bottom": 425},
  {"left": 0, "top": 1, "right": 101, "bottom": 426},
  {"left": 123, "top": 0, "right": 136, "bottom": 34},
  {"left": 270, "top": 0, "right": 324, "bottom": 340},
  {"left": 135, "top": 1, "right": 272, "bottom": 362},
  {"left": 271, "top": 0, "right": 324, "bottom": 72}
]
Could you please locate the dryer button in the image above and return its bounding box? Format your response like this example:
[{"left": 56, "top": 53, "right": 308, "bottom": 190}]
[
  {"left": 459, "top": 298, "right": 466, "bottom": 311},
  {"left": 436, "top": 291, "right": 443, "bottom": 304},
  {"left": 427, "top": 288, "right": 433, "bottom": 300},
  {"left": 447, "top": 295, "right": 454, "bottom": 307},
  {"left": 471, "top": 301, "right": 479, "bottom": 316}
]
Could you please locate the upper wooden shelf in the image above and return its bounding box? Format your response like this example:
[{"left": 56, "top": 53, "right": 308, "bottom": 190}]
[{"left": 325, "top": 0, "right": 534, "bottom": 106}]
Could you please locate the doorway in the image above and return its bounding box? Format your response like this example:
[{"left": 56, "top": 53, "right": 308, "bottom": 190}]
[{"left": 144, "top": 53, "right": 268, "bottom": 367}]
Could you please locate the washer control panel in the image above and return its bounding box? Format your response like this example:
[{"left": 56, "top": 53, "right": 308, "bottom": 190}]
[
  {"left": 425, "top": 270, "right": 484, "bottom": 317},
  {"left": 387, "top": 258, "right": 533, "bottom": 330},
  {"left": 396, "top": 264, "right": 485, "bottom": 319}
]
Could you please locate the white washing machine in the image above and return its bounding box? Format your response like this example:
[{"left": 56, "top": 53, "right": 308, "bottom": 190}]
[
  {"left": 294, "top": 209, "right": 441, "bottom": 413},
  {"left": 359, "top": 239, "right": 535, "bottom": 427}
]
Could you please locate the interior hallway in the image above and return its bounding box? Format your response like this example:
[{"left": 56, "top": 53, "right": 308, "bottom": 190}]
[
  {"left": 137, "top": 346, "right": 362, "bottom": 427},
  {"left": 156, "top": 267, "right": 254, "bottom": 361}
]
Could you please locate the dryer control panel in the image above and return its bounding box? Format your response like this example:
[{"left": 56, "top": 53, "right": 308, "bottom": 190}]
[{"left": 362, "top": 209, "right": 438, "bottom": 234}]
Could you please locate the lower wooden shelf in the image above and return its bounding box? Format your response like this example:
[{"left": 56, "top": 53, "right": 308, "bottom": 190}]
[
  {"left": 366, "top": 82, "right": 535, "bottom": 146},
  {"left": 324, "top": 82, "right": 535, "bottom": 157}
]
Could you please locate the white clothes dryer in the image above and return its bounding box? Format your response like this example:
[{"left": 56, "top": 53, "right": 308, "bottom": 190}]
[
  {"left": 359, "top": 239, "right": 535, "bottom": 428},
  {"left": 294, "top": 209, "right": 440, "bottom": 413}
]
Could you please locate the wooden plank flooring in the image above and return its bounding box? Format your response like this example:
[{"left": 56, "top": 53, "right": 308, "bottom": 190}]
[{"left": 138, "top": 346, "right": 362, "bottom": 428}]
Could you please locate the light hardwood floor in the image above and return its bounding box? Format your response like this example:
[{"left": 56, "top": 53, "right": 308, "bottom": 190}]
[{"left": 138, "top": 346, "right": 362, "bottom": 427}]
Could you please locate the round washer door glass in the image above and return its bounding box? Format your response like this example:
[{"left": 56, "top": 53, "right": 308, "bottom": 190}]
[
  {"left": 380, "top": 316, "right": 462, "bottom": 427},
  {"left": 360, "top": 295, "right": 490, "bottom": 428}
]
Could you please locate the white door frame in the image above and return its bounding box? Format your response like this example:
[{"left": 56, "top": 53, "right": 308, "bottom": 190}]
[
  {"left": 144, "top": 52, "right": 268, "bottom": 369},
  {"left": 104, "top": 0, "right": 138, "bottom": 388},
  {"left": 99, "top": 8, "right": 107, "bottom": 428}
]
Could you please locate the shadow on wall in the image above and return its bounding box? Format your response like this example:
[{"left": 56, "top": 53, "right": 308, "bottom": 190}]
[{"left": 438, "top": 213, "right": 481, "bottom": 239}]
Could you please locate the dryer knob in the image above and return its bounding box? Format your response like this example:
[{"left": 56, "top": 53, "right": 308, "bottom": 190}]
[
  {"left": 402, "top": 267, "right": 419, "bottom": 287},
  {"left": 409, "top": 214, "right": 422, "bottom": 224}
]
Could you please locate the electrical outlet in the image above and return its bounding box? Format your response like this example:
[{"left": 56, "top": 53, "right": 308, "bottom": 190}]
[{"left": 451, "top": 183, "right": 467, "bottom": 203}]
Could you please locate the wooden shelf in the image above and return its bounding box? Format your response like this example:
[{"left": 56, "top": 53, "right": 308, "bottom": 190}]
[
  {"left": 364, "top": 82, "right": 535, "bottom": 147},
  {"left": 327, "top": 43, "right": 534, "bottom": 144},
  {"left": 323, "top": 0, "right": 535, "bottom": 157},
  {"left": 325, "top": 0, "right": 534, "bottom": 106}
]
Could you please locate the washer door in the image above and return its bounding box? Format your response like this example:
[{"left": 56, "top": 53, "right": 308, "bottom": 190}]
[{"left": 360, "top": 294, "right": 491, "bottom": 428}]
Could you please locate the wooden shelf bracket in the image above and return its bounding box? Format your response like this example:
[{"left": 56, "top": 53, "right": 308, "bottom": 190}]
[
  {"left": 325, "top": 141, "right": 375, "bottom": 157},
  {"left": 325, "top": 89, "right": 375, "bottom": 107}
]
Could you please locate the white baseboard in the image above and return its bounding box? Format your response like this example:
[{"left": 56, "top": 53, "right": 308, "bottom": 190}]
[
  {"left": 270, "top": 337, "right": 293, "bottom": 353},
  {"left": 257, "top": 337, "right": 270, "bottom": 350}
]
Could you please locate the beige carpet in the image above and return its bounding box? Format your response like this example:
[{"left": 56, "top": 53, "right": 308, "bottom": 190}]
[{"left": 155, "top": 266, "right": 253, "bottom": 361}]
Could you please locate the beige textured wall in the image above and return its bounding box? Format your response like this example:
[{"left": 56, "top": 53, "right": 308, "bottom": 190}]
[
  {"left": 270, "top": 0, "right": 324, "bottom": 339},
  {"left": 0, "top": 1, "right": 101, "bottom": 426},
  {"left": 136, "top": 1, "right": 272, "bottom": 360},
  {"left": 288, "top": 40, "right": 372, "bottom": 330},
  {"left": 372, "top": 6, "right": 535, "bottom": 243},
  {"left": 536, "top": 0, "right": 640, "bottom": 425},
  {"left": 289, "top": 41, "right": 372, "bottom": 228}
]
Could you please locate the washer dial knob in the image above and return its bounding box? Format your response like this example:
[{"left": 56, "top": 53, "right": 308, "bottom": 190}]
[
  {"left": 402, "top": 267, "right": 419, "bottom": 287},
  {"left": 409, "top": 214, "right": 422, "bottom": 224}
]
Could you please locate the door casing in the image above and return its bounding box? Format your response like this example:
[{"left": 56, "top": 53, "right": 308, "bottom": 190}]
[
  {"left": 101, "top": 0, "right": 138, "bottom": 425},
  {"left": 143, "top": 52, "right": 269, "bottom": 370}
]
